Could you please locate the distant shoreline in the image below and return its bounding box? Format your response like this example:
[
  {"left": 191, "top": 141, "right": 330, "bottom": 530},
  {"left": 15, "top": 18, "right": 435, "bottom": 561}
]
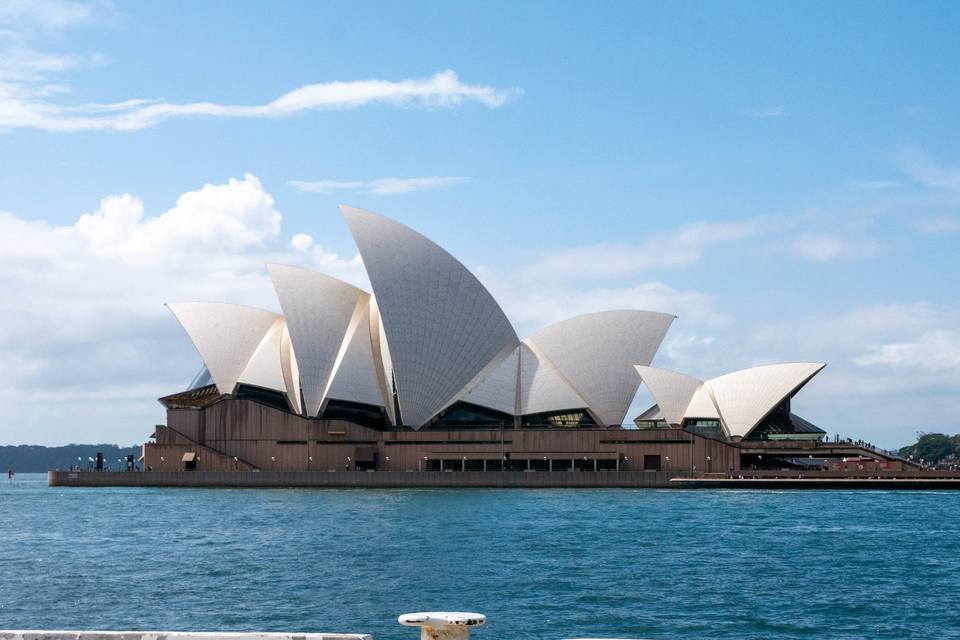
[{"left": 1, "top": 444, "right": 139, "bottom": 473}]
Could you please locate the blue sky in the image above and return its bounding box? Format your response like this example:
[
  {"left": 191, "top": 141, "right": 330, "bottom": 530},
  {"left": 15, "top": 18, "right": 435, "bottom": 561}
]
[{"left": 1, "top": 0, "right": 958, "bottom": 447}]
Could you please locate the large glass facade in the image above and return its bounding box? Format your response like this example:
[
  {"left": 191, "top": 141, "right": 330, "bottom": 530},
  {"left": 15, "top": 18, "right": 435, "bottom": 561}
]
[
  {"left": 235, "top": 384, "right": 292, "bottom": 412},
  {"left": 520, "top": 409, "right": 597, "bottom": 428},
  {"left": 321, "top": 399, "right": 391, "bottom": 430},
  {"left": 428, "top": 401, "right": 514, "bottom": 428}
]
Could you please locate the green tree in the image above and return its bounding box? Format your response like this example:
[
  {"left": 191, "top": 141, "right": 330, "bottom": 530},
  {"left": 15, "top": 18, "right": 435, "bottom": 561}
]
[{"left": 899, "top": 433, "right": 954, "bottom": 463}]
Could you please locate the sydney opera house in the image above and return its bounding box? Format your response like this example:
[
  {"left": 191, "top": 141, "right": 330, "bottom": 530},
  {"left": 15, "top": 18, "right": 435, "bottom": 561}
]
[{"left": 141, "top": 205, "right": 873, "bottom": 479}]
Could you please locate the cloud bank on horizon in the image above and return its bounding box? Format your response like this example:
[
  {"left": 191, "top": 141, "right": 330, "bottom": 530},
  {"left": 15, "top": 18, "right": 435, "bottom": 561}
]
[{"left": 2, "top": 170, "right": 959, "bottom": 447}]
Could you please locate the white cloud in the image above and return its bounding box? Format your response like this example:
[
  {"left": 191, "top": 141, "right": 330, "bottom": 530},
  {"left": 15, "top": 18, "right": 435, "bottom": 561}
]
[
  {"left": 367, "top": 176, "right": 469, "bottom": 195},
  {"left": 916, "top": 215, "right": 960, "bottom": 234},
  {"left": 0, "top": 0, "right": 97, "bottom": 34},
  {"left": 787, "top": 233, "right": 877, "bottom": 262},
  {"left": 900, "top": 148, "right": 960, "bottom": 193},
  {"left": 742, "top": 106, "right": 785, "bottom": 118},
  {"left": 0, "top": 173, "right": 366, "bottom": 443},
  {"left": 0, "top": 4, "right": 519, "bottom": 132},
  {"left": 288, "top": 176, "right": 468, "bottom": 196},
  {"left": 520, "top": 217, "right": 778, "bottom": 282},
  {"left": 854, "top": 330, "right": 960, "bottom": 371},
  {"left": 1, "top": 69, "right": 520, "bottom": 133},
  {"left": 287, "top": 180, "right": 366, "bottom": 195},
  {"left": 290, "top": 232, "right": 314, "bottom": 252}
]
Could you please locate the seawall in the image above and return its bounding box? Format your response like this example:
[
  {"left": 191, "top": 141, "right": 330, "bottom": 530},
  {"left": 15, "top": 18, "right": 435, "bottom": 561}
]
[
  {"left": 48, "top": 470, "right": 960, "bottom": 489},
  {"left": 48, "top": 469, "right": 677, "bottom": 488}
]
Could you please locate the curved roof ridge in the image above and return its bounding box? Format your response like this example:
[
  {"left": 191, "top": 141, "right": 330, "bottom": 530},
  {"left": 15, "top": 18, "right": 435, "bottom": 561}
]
[
  {"left": 265, "top": 261, "right": 369, "bottom": 295},
  {"left": 706, "top": 361, "right": 827, "bottom": 380}
]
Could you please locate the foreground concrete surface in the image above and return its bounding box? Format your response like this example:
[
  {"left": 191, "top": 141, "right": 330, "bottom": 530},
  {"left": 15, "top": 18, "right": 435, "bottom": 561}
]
[{"left": 0, "top": 633, "right": 370, "bottom": 640}]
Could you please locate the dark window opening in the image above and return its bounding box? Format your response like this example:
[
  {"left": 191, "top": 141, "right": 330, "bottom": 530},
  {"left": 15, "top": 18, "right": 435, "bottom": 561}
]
[
  {"left": 235, "top": 384, "right": 291, "bottom": 412},
  {"left": 504, "top": 458, "right": 527, "bottom": 471},
  {"left": 574, "top": 458, "right": 594, "bottom": 471},
  {"left": 428, "top": 401, "right": 514, "bottom": 428},
  {"left": 643, "top": 454, "right": 662, "bottom": 471},
  {"left": 322, "top": 399, "right": 390, "bottom": 430},
  {"left": 529, "top": 458, "right": 550, "bottom": 471},
  {"left": 521, "top": 409, "right": 597, "bottom": 428},
  {"left": 354, "top": 453, "right": 378, "bottom": 471},
  {"left": 743, "top": 399, "right": 825, "bottom": 441},
  {"left": 682, "top": 419, "right": 723, "bottom": 439}
]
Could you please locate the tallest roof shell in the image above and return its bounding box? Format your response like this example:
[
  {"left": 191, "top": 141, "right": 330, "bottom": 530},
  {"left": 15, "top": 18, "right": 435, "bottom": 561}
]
[{"left": 340, "top": 205, "right": 519, "bottom": 427}]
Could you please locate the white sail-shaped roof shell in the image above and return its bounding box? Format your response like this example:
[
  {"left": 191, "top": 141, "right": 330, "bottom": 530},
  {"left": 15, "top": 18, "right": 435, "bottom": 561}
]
[
  {"left": 461, "top": 346, "right": 520, "bottom": 415},
  {"left": 633, "top": 366, "right": 703, "bottom": 427},
  {"left": 518, "top": 342, "right": 589, "bottom": 415},
  {"left": 167, "top": 302, "right": 281, "bottom": 396},
  {"left": 637, "top": 362, "right": 824, "bottom": 438},
  {"left": 280, "top": 322, "right": 303, "bottom": 414},
  {"left": 341, "top": 205, "right": 519, "bottom": 428},
  {"left": 706, "top": 362, "right": 825, "bottom": 438},
  {"left": 528, "top": 310, "right": 675, "bottom": 425},
  {"left": 368, "top": 296, "right": 396, "bottom": 424},
  {"left": 238, "top": 316, "right": 287, "bottom": 392},
  {"left": 686, "top": 384, "right": 720, "bottom": 420},
  {"left": 267, "top": 263, "right": 369, "bottom": 417},
  {"left": 325, "top": 301, "right": 388, "bottom": 408}
]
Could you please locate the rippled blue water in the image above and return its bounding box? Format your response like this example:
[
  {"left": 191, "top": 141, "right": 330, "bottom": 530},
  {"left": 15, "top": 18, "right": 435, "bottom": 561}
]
[{"left": 2, "top": 474, "right": 960, "bottom": 639}]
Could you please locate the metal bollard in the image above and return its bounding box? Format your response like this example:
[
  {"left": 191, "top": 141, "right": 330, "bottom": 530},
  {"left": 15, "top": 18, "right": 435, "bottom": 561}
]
[{"left": 398, "top": 611, "right": 486, "bottom": 640}]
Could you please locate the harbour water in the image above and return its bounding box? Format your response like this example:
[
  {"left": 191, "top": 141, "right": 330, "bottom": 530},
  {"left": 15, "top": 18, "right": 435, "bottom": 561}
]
[{"left": 2, "top": 474, "right": 959, "bottom": 639}]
